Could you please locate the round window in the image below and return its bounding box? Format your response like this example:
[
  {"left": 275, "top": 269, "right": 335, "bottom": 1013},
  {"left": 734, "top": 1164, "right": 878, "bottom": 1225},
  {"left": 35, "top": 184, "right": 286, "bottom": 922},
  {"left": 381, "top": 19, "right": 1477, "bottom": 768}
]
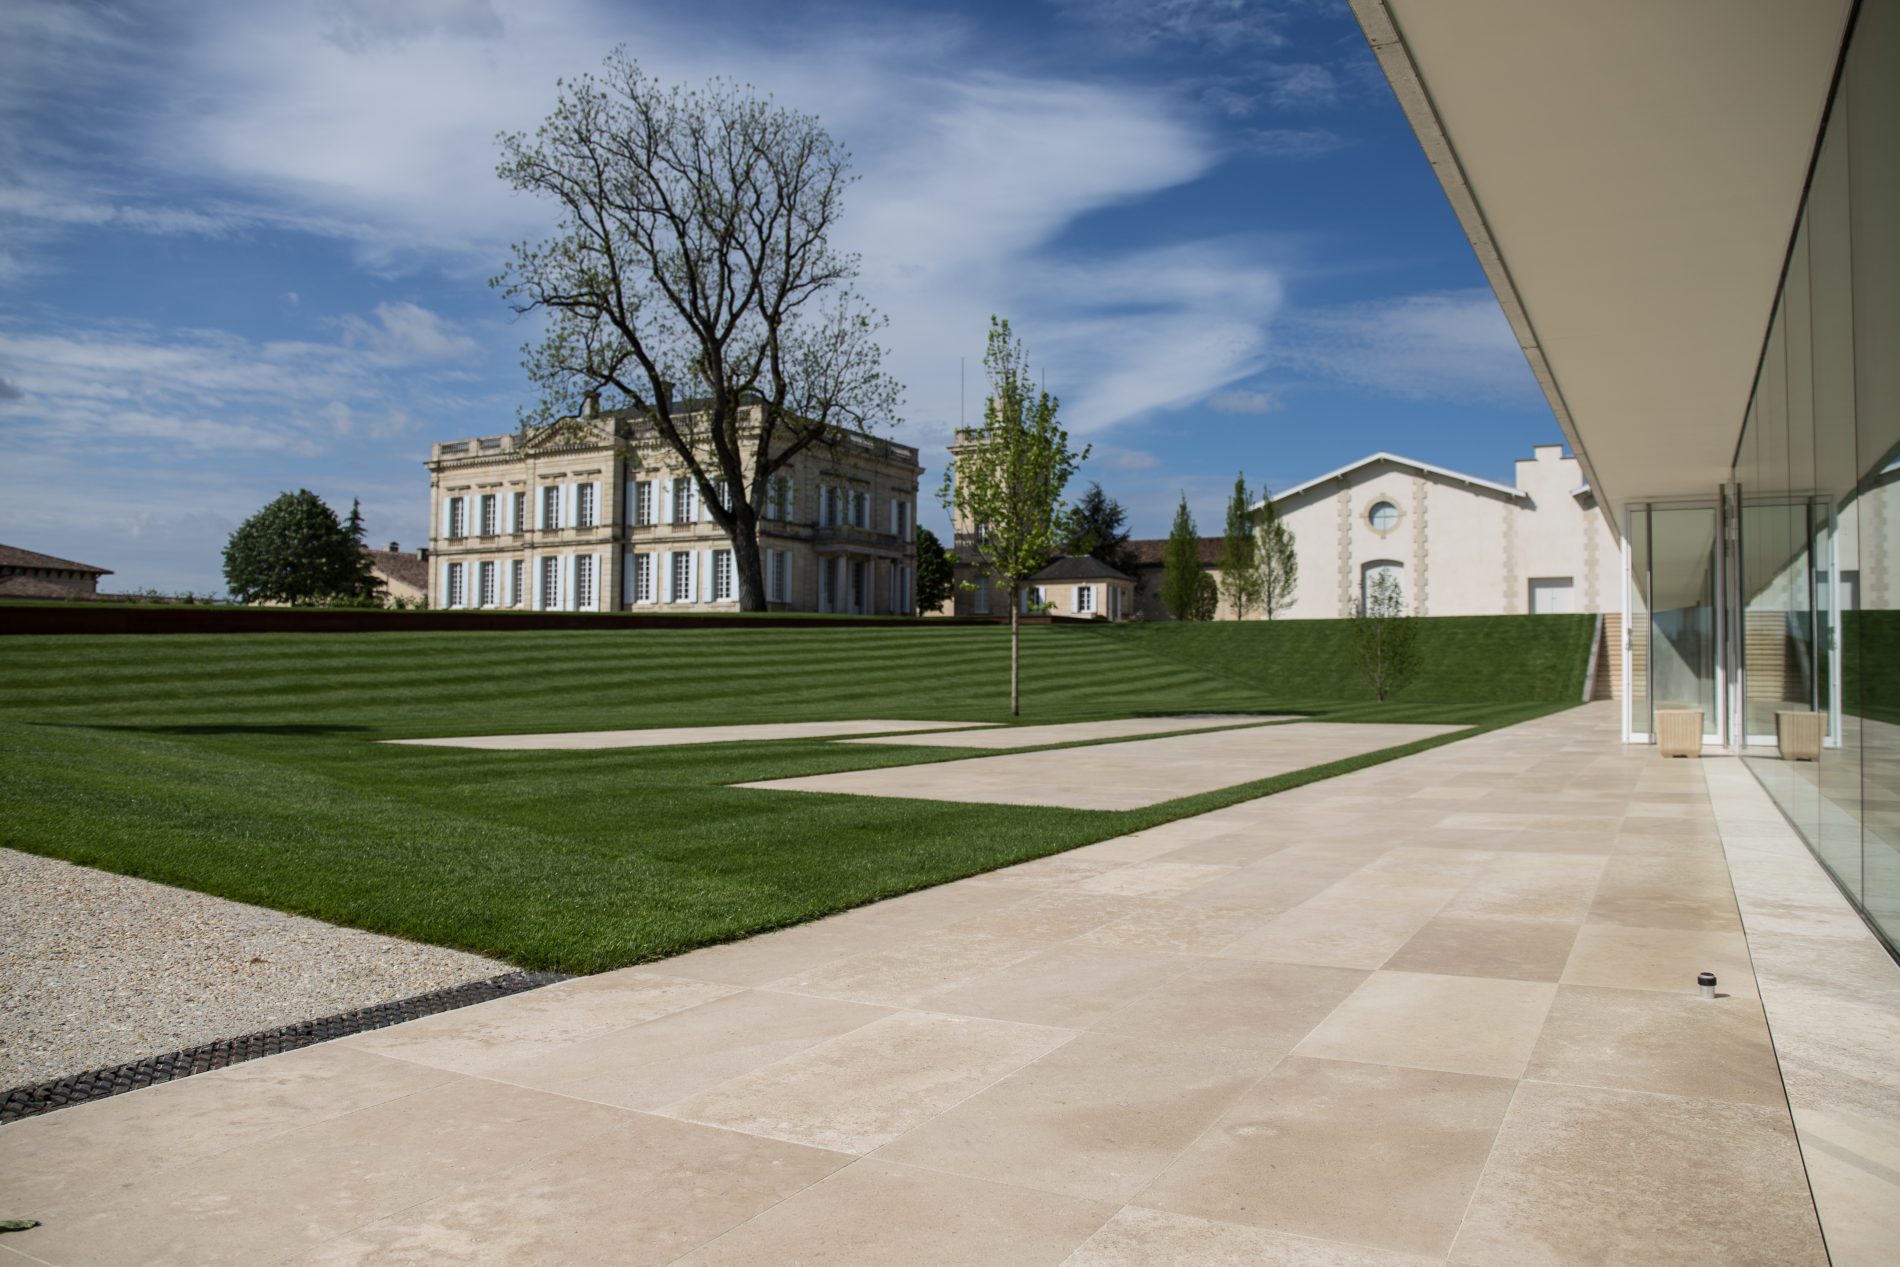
[{"left": 1368, "top": 500, "right": 1399, "bottom": 532}]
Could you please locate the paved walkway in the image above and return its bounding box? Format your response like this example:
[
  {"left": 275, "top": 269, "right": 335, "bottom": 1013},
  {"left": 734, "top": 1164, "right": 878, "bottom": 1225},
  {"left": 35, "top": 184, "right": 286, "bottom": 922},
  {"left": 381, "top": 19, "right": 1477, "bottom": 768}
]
[
  {"left": 384, "top": 719, "right": 994, "bottom": 750},
  {"left": 835, "top": 716, "right": 1296, "bottom": 749},
  {"left": 3, "top": 703, "right": 1895, "bottom": 1265},
  {"left": 746, "top": 720, "right": 1465, "bottom": 810}
]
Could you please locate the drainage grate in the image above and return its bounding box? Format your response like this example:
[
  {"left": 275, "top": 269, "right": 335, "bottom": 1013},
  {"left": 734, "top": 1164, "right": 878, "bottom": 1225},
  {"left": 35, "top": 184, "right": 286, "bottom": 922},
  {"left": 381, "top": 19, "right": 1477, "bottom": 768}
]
[{"left": 0, "top": 969, "right": 569, "bottom": 1125}]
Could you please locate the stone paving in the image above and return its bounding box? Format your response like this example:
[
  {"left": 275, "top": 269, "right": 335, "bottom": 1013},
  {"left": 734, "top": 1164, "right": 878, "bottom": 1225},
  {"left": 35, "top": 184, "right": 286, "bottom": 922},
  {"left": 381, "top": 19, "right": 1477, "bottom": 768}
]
[
  {"left": 835, "top": 715, "right": 1297, "bottom": 749},
  {"left": 384, "top": 719, "right": 995, "bottom": 750},
  {"left": 747, "top": 720, "right": 1465, "bottom": 810},
  {"left": 2, "top": 702, "right": 1895, "bottom": 1265}
]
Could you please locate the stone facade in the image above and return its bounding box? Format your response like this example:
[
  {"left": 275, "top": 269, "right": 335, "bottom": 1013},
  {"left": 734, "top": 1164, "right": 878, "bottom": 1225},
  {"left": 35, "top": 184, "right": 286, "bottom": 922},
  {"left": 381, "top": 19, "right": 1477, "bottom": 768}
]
[
  {"left": 1126, "top": 447, "right": 1617, "bottom": 620},
  {"left": 0, "top": 545, "right": 112, "bottom": 599},
  {"left": 425, "top": 405, "right": 921, "bottom": 614}
]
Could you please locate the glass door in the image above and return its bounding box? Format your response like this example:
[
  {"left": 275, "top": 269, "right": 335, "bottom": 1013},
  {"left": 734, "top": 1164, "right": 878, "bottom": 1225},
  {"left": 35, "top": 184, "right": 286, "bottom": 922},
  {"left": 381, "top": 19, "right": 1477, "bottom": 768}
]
[{"left": 1625, "top": 503, "right": 1724, "bottom": 743}]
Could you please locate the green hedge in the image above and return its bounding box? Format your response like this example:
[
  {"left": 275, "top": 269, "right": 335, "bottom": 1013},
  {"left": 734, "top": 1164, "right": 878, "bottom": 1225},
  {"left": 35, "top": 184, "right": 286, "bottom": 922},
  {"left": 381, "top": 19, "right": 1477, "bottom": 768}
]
[{"left": 1081, "top": 613, "right": 1598, "bottom": 705}]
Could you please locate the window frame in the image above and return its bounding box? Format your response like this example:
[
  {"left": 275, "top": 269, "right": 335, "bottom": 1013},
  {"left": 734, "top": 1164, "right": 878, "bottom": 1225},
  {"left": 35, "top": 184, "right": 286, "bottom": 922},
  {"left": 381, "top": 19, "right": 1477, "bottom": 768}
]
[
  {"left": 541, "top": 485, "right": 561, "bottom": 531},
  {"left": 713, "top": 548, "right": 734, "bottom": 601},
  {"left": 577, "top": 482, "right": 597, "bottom": 529}
]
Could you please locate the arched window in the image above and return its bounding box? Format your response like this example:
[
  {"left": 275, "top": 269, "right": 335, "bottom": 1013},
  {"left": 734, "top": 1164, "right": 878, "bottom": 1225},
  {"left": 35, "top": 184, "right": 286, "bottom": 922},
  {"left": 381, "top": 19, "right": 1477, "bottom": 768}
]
[{"left": 1362, "top": 559, "right": 1404, "bottom": 612}]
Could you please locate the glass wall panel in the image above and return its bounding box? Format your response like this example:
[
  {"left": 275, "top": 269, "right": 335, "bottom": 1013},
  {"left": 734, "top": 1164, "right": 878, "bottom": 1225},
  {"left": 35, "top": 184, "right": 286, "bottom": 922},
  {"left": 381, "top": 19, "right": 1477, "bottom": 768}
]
[
  {"left": 1626, "top": 505, "right": 1652, "bottom": 737},
  {"left": 1630, "top": 505, "right": 1719, "bottom": 738},
  {"left": 1848, "top": 0, "right": 1899, "bottom": 947},
  {"left": 1738, "top": 1, "right": 1897, "bottom": 956}
]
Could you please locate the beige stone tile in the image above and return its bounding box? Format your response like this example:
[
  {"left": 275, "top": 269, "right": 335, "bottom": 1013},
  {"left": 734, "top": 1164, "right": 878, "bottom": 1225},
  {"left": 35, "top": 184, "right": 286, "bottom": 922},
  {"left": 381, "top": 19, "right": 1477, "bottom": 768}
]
[
  {"left": 1072, "top": 900, "right": 1259, "bottom": 954},
  {"left": 1140, "top": 1056, "right": 1514, "bottom": 1257},
  {"left": 1292, "top": 971, "right": 1555, "bottom": 1079},
  {"left": 10, "top": 1079, "right": 630, "bottom": 1267},
  {"left": 671, "top": 1158, "right": 1115, "bottom": 1266},
  {"left": 1384, "top": 914, "right": 1580, "bottom": 982},
  {"left": 1586, "top": 875, "right": 1742, "bottom": 932},
  {"left": 1092, "top": 958, "right": 1367, "bottom": 1055},
  {"left": 1450, "top": 1081, "right": 1826, "bottom": 1266},
  {"left": 652, "top": 918, "right": 910, "bottom": 987},
  {"left": 1788, "top": 1106, "right": 1900, "bottom": 1267},
  {"left": 764, "top": 929, "right": 1047, "bottom": 1007},
  {"left": 1068, "top": 1206, "right": 1443, "bottom": 1267},
  {"left": 1073, "top": 860, "right": 1234, "bottom": 898},
  {"left": 1745, "top": 930, "right": 1900, "bottom": 1125},
  {"left": 873, "top": 1032, "right": 1263, "bottom": 1202},
  {"left": 1218, "top": 893, "right": 1450, "bottom": 970},
  {"left": 1524, "top": 984, "right": 1784, "bottom": 1105},
  {"left": 1174, "top": 861, "right": 1351, "bottom": 916},
  {"left": 945, "top": 889, "right": 1150, "bottom": 941},
  {"left": 339, "top": 971, "right": 741, "bottom": 1074},
  {"left": 0, "top": 1045, "right": 456, "bottom": 1212},
  {"left": 483, "top": 988, "right": 891, "bottom": 1111},
  {"left": 293, "top": 1112, "right": 846, "bottom": 1266},
  {"left": 977, "top": 854, "right": 1120, "bottom": 888},
  {"left": 1561, "top": 923, "right": 1757, "bottom": 997},
  {"left": 1441, "top": 852, "right": 1606, "bottom": 922},
  {"left": 845, "top": 879, "right": 1032, "bottom": 932},
  {"left": 919, "top": 944, "right": 1192, "bottom": 1029},
  {"left": 657, "top": 1010, "right": 1072, "bottom": 1153},
  {"left": 1152, "top": 830, "right": 1304, "bottom": 866}
]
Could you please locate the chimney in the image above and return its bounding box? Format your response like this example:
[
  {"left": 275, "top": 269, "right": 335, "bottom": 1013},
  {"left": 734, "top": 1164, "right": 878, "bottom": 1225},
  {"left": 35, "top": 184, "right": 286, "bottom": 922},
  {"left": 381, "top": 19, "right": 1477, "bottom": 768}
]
[
  {"left": 417, "top": 547, "right": 429, "bottom": 562},
  {"left": 580, "top": 389, "right": 600, "bottom": 418},
  {"left": 388, "top": 541, "right": 400, "bottom": 552},
  {"left": 657, "top": 380, "right": 674, "bottom": 414}
]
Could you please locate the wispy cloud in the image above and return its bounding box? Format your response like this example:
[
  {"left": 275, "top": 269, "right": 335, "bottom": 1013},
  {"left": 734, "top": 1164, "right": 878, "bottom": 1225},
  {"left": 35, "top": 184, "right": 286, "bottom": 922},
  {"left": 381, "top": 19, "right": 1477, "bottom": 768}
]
[
  {"left": 1207, "top": 388, "right": 1278, "bottom": 414},
  {"left": 1275, "top": 289, "right": 1541, "bottom": 405},
  {"left": 1242, "top": 127, "right": 1349, "bottom": 158}
]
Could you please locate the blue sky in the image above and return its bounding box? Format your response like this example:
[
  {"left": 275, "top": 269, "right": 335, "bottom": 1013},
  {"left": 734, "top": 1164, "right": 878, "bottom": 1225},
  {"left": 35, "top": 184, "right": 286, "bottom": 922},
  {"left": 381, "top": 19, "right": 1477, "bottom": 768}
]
[{"left": 0, "top": 0, "right": 1560, "bottom": 594}]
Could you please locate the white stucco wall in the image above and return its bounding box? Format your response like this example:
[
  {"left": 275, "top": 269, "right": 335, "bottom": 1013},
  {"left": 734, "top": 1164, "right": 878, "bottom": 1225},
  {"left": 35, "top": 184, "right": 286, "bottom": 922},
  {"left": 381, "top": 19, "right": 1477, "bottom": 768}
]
[{"left": 1259, "top": 448, "right": 1615, "bottom": 619}]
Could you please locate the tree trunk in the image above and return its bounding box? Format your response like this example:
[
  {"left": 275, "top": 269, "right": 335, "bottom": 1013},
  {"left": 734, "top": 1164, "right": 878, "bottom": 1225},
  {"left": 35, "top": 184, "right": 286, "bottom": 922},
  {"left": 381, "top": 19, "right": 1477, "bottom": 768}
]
[
  {"left": 1009, "top": 586, "right": 1021, "bottom": 717},
  {"left": 730, "top": 502, "right": 767, "bottom": 611}
]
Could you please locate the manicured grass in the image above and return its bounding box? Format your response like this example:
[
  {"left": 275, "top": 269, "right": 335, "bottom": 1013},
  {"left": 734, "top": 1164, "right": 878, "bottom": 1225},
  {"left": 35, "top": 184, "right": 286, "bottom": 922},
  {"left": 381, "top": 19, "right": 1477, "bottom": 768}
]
[
  {"left": 0, "top": 624, "right": 1576, "bottom": 971},
  {"left": 1084, "top": 613, "right": 1598, "bottom": 707}
]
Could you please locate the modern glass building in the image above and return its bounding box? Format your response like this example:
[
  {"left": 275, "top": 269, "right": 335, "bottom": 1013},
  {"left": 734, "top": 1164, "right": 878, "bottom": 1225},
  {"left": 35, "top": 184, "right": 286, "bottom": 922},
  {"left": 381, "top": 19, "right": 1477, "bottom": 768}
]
[{"left": 1353, "top": 1, "right": 1897, "bottom": 953}]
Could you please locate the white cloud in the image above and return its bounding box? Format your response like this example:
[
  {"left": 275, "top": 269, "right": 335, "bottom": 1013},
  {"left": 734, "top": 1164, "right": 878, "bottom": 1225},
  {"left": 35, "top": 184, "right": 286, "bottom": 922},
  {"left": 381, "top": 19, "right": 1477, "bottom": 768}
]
[
  {"left": 1265, "top": 63, "right": 1339, "bottom": 110},
  {"left": 1276, "top": 289, "right": 1541, "bottom": 405},
  {"left": 1243, "top": 127, "right": 1348, "bottom": 158},
  {"left": 339, "top": 301, "right": 480, "bottom": 366},
  {"left": 1207, "top": 388, "right": 1277, "bottom": 414},
  {"left": 1058, "top": 0, "right": 1299, "bottom": 52}
]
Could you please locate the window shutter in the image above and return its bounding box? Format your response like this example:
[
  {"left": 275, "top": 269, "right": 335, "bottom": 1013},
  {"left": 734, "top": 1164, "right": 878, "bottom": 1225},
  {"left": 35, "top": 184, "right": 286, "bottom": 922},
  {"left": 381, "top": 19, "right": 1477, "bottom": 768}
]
[
  {"left": 594, "top": 553, "right": 605, "bottom": 610},
  {"left": 592, "top": 481, "right": 604, "bottom": 528},
  {"left": 502, "top": 491, "right": 515, "bottom": 535},
  {"left": 438, "top": 561, "right": 448, "bottom": 607},
  {"left": 439, "top": 496, "right": 452, "bottom": 537}
]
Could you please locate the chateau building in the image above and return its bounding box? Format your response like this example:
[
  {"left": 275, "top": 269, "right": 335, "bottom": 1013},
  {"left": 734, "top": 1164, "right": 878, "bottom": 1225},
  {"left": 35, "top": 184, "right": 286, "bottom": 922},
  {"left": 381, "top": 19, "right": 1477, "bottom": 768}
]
[{"left": 424, "top": 401, "right": 921, "bottom": 615}]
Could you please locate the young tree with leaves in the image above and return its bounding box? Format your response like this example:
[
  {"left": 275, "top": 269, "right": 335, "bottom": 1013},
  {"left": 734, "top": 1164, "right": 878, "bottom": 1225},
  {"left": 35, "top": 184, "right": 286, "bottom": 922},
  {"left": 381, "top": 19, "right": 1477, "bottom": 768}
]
[
  {"left": 940, "top": 317, "right": 1089, "bottom": 715},
  {"left": 1063, "top": 482, "right": 1138, "bottom": 578},
  {"left": 1219, "top": 473, "right": 1263, "bottom": 619},
  {"left": 494, "top": 50, "right": 901, "bottom": 611},
  {"left": 1257, "top": 487, "right": 1299, "bottom": 619},
  {"left": 1353, "top": 569, "right": 1418, "bottom": 700},
  {"left": 223, "top": 491, "right": 383, "bottom": 606},
  {"left": 913, "top": 525, "right": 957, "bottom": 615},
  {"left": 1160, "top": 494, "right": 1211, "bottom": 621}
]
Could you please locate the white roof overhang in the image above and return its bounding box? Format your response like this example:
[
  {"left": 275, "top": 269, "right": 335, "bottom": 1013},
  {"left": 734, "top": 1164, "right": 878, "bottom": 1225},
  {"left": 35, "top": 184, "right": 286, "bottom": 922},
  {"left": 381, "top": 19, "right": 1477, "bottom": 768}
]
[{"left": 1349, "top": 0, "right": 1852, "bottom": 518}]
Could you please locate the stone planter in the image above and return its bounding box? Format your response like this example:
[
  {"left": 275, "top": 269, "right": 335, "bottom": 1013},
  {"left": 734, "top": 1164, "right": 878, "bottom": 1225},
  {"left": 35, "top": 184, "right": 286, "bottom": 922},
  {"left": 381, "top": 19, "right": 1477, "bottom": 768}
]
[
  {"left": 1776, "top": 710, "right": 1824, "bottom": 761},
  {"left": 1656, "top": 709, "right": 1704, "bottom": 758}
]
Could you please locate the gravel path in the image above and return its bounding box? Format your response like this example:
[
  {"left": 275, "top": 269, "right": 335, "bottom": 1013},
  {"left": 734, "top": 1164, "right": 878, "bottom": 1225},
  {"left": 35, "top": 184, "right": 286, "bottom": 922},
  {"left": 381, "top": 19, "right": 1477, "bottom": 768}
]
[{"left": 0, "top": 848, "right": 509, "bottom": 1087}]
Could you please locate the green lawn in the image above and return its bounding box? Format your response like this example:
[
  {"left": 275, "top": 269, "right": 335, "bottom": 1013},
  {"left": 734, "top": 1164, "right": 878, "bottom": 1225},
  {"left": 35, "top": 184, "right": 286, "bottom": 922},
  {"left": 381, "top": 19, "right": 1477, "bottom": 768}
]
[{"left": 0, "top": 623, "right": 1579, "bottom": 972}]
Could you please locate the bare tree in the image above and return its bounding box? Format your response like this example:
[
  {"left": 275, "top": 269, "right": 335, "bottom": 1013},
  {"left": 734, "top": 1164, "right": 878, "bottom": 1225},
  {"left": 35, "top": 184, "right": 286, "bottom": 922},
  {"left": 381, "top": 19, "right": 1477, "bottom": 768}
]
[{"left": 494, "top": 50, "right": 901, "bottom": 610}]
